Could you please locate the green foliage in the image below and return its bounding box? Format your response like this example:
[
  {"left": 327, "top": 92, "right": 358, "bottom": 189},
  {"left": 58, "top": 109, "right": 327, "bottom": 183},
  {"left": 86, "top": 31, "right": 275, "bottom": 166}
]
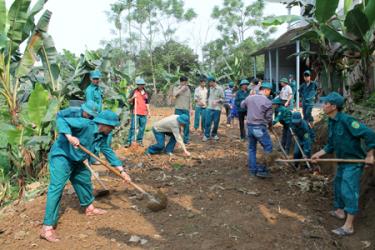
[
  {"left": 315, "top": 0, "right": 339, "bottom": 23},
  {"left": 27, "top": 83, "right": 49, "bottom": 131}
]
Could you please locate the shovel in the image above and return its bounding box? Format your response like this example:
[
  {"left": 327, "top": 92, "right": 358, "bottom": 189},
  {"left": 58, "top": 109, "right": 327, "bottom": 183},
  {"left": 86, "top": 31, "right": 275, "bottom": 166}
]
[
  {"left": 289, "top": 127, "right": 312, "bottom": 170},
  {"left": 78, "top": 145, "right": 167, "bottom": 212},
  {"left": 270, "top": 129, "right": 295, "bottom": 169},
  {"left": 83, "top": 160, "right": 110, "bottom": 198},
  {"left": 275, "top": 158, "right": 374, "bottom": 164}
]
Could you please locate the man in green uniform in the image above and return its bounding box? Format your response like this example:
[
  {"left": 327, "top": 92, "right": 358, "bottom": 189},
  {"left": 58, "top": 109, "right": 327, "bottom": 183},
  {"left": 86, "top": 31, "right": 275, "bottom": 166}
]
[
  {"left": 291, "top": 112, "right": 312, "bottom": 169},
  {"left": 299, "top": 70, "right": 317, "bottom": 124},
  {"left": 235, "top": 79, "right": 250, "bottom": 141},
  {"left": 312, "top": 92, "right": 375, "bottom": 236},
  {"left": 40, "top": 110, "right": 131, "bottom": 242},
  {"left": 57, "top": 101, "right": 99, "bottom": 120},
  {"left": 272, "top": 97, "right": 292, "bottom": 154},
  {"left": 85, "top": 70, "right": 103, "bottom": 112}
]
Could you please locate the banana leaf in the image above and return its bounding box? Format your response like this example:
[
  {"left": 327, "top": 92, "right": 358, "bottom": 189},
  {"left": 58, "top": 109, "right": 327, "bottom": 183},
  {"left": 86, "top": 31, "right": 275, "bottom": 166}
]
[
  {"left": 7, "top": 0, "right": 32, "bottom": 45},
  {"left": 315, "top": 0, "right": 339, "bottom": 23},
  {"left": 344, "top": 4, "right": 370, "bottom": 39},
  {"left": 320, "top": 24, "right": 360, "bottom": 50},
  {"left": 0, "top": 0, "right": 6, "bottom": 34},
  {"left": 27, "top": 83, "right": 49, "bottom": 130},
  {"left": 39, "top": 32, "right": 60, "bottom": 92},
  {"left": 364, "top": 0, "right": 375, "bottom": 26},
  {"left": 262, "top": 15, "right": 302, "bottom": 26}
]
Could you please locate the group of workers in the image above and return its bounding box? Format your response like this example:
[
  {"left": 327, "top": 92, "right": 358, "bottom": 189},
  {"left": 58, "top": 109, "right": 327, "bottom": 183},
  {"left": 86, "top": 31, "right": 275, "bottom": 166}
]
[{"left": 40, "top": 68, "right": 374, "bottom": 242}]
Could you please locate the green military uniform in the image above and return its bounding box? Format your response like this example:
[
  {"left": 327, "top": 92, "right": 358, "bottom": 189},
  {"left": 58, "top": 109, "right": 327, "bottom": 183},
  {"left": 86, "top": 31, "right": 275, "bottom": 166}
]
[
  {"left": 272, "top": 98, "right": 292, "bottom": 153},
  {"left": 85, "top": 70, "right": 103, "bottom": 112},
  {"left": 321, "top": 92, "right": 375, "bottom": 215},
  {"left": 291, "top": 112, "right": 312, "bottom": 167},
  {"left": 299, "top": 70, "right": 317, "bottom": 123},
  {"left": 43, "top": 111, "right": 122, "bottom": 226}
]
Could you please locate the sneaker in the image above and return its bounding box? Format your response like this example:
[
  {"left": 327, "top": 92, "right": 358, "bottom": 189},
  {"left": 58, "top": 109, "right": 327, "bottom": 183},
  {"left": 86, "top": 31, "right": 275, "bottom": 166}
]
[
  {"left": 124, "top": 143, "right": 131, "bottom": 148},
  {"left": 213, "top": 135, "right": 219, "bottom": 140},
  {"left": 202, "top": 136, "right": 208, "bottom": 142},
  {"left": 249, "top": 171, "right": 257, "bottom": 177},
  {"left": 256, "top": 171, "right": 272, "bottom": 178}
]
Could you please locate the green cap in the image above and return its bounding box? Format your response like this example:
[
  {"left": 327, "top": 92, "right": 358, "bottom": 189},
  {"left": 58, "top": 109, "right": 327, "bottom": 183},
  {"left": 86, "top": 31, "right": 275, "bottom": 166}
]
[
  {"left": 81, "top": 101, "right": 99, "bottom": 117},
  {"left": 303, "top": 70, "right": 311, "bottom": 76},
  {"left": 291, "top": 112, "right": 302, "bottom": 123},
  {"left": 240, "top": 79, "right": 249, "bottom": 86},
  {"left": 228, "top": 81, "right": 234, "bottom": 88},
  {"left": 260, "top": 82, "right": 272, "bottom": 90},
  {"left": 207, "top": 76, "right": 216, "bottom": 82},
  {"left": 94, "top": 110, "right": 120, "bottom": 127},
  {"left": 272, "top": 97, "right": 283, "bottom": 105},
  {"left": 177, "top": 114, "right": 189, "bottom": 125},
  {"left": 135, "top": 78, "right": 145, "bottom": 85},
  {"left": 280, "top": 77, "right": 289, "bottom": 84},
  {"left": 90, "top": 70, "right": 102, "bottom": 79},
  {"left": 320, "top": 92, "right": 345, "bottom": 108}
]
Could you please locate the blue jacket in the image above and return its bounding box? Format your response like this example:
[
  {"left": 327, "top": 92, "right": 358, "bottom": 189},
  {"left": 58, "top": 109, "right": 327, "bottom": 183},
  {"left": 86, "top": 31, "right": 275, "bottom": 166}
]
[{"left": 85, "top": 83, "right": 103, "bottom": 112}]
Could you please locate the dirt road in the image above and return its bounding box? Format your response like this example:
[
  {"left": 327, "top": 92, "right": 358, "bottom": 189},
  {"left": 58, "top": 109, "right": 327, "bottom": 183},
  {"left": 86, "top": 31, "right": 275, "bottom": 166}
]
[{"left": 0, "top": 108, "right": 374, "bottom": 249}]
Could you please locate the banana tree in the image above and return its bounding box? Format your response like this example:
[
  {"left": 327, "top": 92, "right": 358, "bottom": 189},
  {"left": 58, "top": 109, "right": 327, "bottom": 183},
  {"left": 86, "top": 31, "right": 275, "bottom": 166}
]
[
  {"left": 0, "top": 0, "right": 52, "bottom": 125},
  {"left": 263, "top": 0, "right": 375, "bottom": 98}
]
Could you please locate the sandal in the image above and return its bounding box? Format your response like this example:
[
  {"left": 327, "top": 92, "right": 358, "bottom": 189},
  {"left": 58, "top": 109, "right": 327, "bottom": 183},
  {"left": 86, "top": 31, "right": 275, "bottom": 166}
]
[
  {"left": 331, "top": 227, "right": 354, "bottom": 236},
  {"left": 329, "top": 210, "right": 345, "bottom": 220},
  {"left": 85, "top": 207, "right": 107, "bottom": 216},
  {"left": 40, "top": 228, "right": 60, "bottom": 242}
]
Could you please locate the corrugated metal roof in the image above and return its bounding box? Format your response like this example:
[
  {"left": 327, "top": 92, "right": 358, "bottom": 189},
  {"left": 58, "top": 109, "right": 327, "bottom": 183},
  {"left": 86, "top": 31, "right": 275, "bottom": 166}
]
[{"left": 250, "top": 24, "right": 311, "bottom": 56}]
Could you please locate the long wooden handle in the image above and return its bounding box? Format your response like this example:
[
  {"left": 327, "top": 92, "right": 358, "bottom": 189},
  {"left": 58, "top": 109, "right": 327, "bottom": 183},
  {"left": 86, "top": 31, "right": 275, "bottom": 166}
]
[
  {"left": 83, "top": 160, "right": 108, "bottom": 190},
  {"left": 276, "top": 158, "right": 372, "bottom": 163},
  {"left": 289, "top": 127, "right": 312, "bottom": 169},
  {"left": 78, "top": 144, "right": 147, "bottom": 195}
]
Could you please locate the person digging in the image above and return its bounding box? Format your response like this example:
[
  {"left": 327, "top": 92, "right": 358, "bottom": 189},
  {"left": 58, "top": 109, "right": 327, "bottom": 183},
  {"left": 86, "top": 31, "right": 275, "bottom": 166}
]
[
  {"left": 146, "top": 114, "right": 191, "bottom": 157},
  {"left": 41, "top": 110, "right": 131, "bottom": 242},
  {"left": 272, "top": 97, "right": 292, "bottom": 155},
  {"left": 290, "top": 112, "right": 313, "bottom": 169},
  {"left": 311, "top": 92, "right": 375, "bottom": 236},
  {"left": 240, "top": 82, "right": 274, "bottom": 178}
]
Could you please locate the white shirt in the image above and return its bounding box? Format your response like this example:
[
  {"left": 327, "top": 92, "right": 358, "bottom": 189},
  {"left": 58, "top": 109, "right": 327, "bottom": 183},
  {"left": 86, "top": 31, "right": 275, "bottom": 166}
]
[
  {"left": 194, "top": 86, "right": 208, "bottom": 107},
  {"left": 279, "top": 85, "right": 293, "bottom": 101},
  {"left": 154, "top": 115, "right": 186, "bottom": 152}
]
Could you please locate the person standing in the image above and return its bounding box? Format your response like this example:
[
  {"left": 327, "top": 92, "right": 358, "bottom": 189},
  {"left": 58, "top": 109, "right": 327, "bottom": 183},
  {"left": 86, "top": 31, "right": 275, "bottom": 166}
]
[
  {"left": 312, "top": 92, "right": 375, "bottom": 236},
  {"left": 290, "top": 112, "right": 313, "bottom": 169},
  {"left": 85, "top": 70, "right": 103, "bottom": 112},
  {"left": 279, "top": 77, "right": 293, "bottom": 110},
  {"left": 193, "top": 77, "right": 208, "bottom": 133},
  {"left": 235, "top": 79, "right": 250, "bottom": 141},
  {"left": 249, "top": 78, "right": 261, "bottom": 95},
  {"left": 40, "top": 110, "right": 131, "bottom": 242},
  {"left": 272, "top": 97, "right": 292, "bottom": 154},
  {"left": 203, "top": 76, "right": 224, "bottom": 141},
  {"left": 289, "top": 74, "right": 297, "bottom": 104},
  {"left": 299, "top": 70, "right": 317, "bottom": 124},
  {"left": 125, "top": 78, "right": 150, "bottom": 147},
  {"left": 241, "top": 82, "right": 273, "bottom": 178},
  {"left": 146, "top": 114, "right": 191, "bottom": 156},
  {"left": 173, "top": 76, "right": 191, "bottom": 144},
  {"left": 223, "top": 81, "right": 234, "bottom": 127}
]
